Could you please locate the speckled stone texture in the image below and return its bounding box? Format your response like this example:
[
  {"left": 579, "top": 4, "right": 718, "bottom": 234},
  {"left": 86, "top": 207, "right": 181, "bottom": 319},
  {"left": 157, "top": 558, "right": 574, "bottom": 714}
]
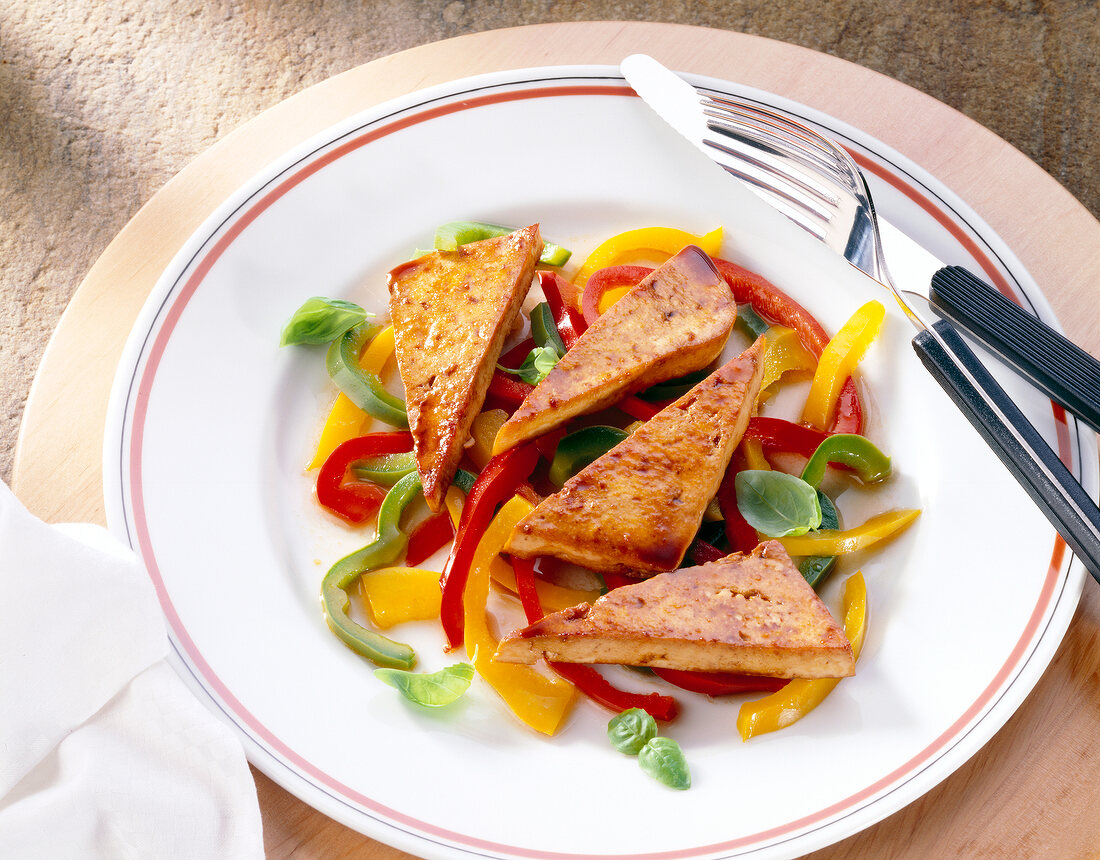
[{"left": 2, "top": 0, "right": 1098, "bottom": 482}]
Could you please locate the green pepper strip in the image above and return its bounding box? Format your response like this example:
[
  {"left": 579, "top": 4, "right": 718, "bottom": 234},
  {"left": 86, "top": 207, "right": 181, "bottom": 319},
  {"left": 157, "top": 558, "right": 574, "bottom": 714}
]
[
  {"left": 451, "top": 468, "right": 477, "bottom": 495},
  {"left": 350, "top": 451, "right": 418, "bottom": 487},
  {"left": 800, "top": 434, "right": 892, "bottom": 490},
  {"left": 320, "top": 471, "right": 423, "bottom": 669},
  {"left": 434, "top": 220, "right": 572, "bottom": 266},
  {"left": 797, "top": 435, "right": 889, "bottom": 590},
  {"left": 326, "top": 323, "right": 409, "bottom": 429},
  {"left": 349, "top": 458, "right": 477, "bottom": 494},
  {"left": 548, "top": 425, "right": 629, "bottom": 487}
]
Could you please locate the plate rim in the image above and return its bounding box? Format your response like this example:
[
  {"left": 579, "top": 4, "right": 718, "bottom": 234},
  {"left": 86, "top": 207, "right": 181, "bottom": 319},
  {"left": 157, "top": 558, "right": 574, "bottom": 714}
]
[{"left": 101, "top": 63, "right": 1092, "bottom": 860}]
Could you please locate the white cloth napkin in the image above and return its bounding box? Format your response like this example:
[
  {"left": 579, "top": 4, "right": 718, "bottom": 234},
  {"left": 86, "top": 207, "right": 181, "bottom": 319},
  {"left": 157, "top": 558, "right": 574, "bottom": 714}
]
[{"left": 0, "top": 480, "right": 263, "bottom": 858}]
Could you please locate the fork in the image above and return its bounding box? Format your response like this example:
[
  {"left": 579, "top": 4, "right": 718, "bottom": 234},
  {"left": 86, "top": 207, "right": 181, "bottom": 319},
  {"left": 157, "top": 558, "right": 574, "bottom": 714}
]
[
  {"left": 621, "top": 57, "right": 1100, "bottom": 582},
  {"left": 697, "top": 91, "right": 1100, "bottom": 430}
]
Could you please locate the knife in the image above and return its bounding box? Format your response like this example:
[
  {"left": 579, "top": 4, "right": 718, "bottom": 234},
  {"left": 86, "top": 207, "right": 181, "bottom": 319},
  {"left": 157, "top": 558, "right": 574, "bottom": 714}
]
[
  {"left": 621, "top": 54, "right": 1100, "bottom": 436},
  {"left": 621, "top": 54, "right": 1100, "bottom": 582}
]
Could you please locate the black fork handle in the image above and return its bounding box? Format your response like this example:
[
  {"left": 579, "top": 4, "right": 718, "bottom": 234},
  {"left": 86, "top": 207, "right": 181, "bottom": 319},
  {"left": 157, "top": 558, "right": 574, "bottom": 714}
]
[{"left": 913, "top": 319, "right": 1100, "bottom": 583}]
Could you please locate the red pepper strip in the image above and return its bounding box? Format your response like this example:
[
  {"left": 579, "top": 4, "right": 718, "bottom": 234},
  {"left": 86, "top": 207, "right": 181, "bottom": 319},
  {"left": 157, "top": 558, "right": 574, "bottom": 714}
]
[
  {"left": 487, "top": 337, "right": 539, "bottom": 412},
  {"left": 744, "top": 416, "right": 858, "bottom": 475},
  {"left": 534, "top": 425, "right": 568, "bottom": 463},
  {"left": 717, "top": 459, "right": 760, "bottom": 555},
  {"left": 602, "top": 570, "right": 633, "bottom": 590},
  {"left": 404, "top": 510, "right": 455, "bottom": 566},
  {"left": 539, "top": 270, "right": 586, "bottom": 344},
  {"left": 551, "top": 662, "right": 679, "bottom": 722},
  {"left": 713, "top": 258, "right": 863, "bottom": 434},
  {"left": 500, "top": 335, "right": 536, "bottom": 366},
  {"left": 714, "top": 259, "right": 830, "bottom": 352},
  {"left": 316, "top": 432, "right": 413, "bottom": 524},
  {"left": 439, "top": 444, "right": 540, "bottom": 649},
  {"left": 617, "top": 394, "right": 660, "bottom": 421},
  {"left": 687, "top": 539, "right": 726, "bottom": 565},
  {"left": 512, "top": 555, "right": 679, "bottom": 722},
  {"left": 580, "top": 265, "right": 654, "bottom": 326},
  {"left": 651, "top": 668, "right": 786, "bottom": 696},
  {"left": 510, "top": 555, "right": 547, "bottom": 620},
  {"left": 832, "top": 381, "right": 862, "bottom": 434},
  {"left": 486, "top": 372, "right": 533, "bottom": 412},
  {"left": 745, "top": 416, "right": 829, "bottom": 459}
]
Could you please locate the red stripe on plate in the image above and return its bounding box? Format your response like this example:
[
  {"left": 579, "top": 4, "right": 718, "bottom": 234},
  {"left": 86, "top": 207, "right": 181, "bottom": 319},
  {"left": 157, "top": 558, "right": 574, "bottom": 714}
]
[{"left": 125, "top": 81, "right": 1071, "bottom": 859}]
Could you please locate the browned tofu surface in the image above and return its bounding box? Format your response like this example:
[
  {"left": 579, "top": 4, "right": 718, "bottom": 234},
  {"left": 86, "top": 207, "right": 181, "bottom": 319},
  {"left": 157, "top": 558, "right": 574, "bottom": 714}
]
[
  {"left": 491, "top": 245, "right": 735, "bottom": 455},
  {"left": 504, "top": 337, "right": 765, "bottom": 575},
  {"left": 388, "top": 225, "right": 541, "bottom": 510},
  {"left": 494, "top": 541, "right": 855, "bottom": 679}
]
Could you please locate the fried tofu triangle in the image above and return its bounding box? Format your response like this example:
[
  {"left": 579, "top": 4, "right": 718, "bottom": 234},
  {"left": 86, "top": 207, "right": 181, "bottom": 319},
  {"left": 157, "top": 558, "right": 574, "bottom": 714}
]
[
  {"left": 388, "top": 224, "right": 542, "bottom": 511},
  {"left": 505, "top": 338, "right": 766, "bottom": 576},
  {"left": 491, "top": 245, "right": 736, "bottom": 456},
  {"left": 495, "top": 542, "right": 855, "bottom": 679}
]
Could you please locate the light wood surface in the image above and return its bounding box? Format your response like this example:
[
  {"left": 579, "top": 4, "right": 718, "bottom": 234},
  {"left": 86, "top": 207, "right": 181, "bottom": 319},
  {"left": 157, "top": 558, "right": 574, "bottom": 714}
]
[{"left": 13, "top": 22, "right": 1100, "bottom": 859}]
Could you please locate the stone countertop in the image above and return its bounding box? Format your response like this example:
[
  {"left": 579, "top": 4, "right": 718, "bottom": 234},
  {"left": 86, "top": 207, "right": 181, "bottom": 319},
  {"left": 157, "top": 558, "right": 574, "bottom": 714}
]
[{"left": 3, "top": 1, "right": 1098, "bottom": 484}]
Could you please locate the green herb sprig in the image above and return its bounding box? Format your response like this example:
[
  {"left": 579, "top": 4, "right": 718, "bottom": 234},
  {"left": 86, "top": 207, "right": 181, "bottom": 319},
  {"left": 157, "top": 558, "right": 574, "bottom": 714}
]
[{"left": 607, "top": 708, "right": 691, "bottom": 790}]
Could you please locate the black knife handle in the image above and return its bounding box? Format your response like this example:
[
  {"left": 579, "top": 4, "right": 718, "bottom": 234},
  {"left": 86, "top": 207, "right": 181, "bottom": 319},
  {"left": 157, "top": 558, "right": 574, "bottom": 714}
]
[
  {"left": 913, "top": 319, "right": 1100, "bottom": 583},
  {"left": 929, "top": 265, "right": 1100, "bottom": 434}
]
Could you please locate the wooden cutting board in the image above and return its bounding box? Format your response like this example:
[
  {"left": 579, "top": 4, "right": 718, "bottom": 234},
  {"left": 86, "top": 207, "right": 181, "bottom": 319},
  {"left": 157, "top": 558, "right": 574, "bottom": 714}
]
[{"left": 13, "top": 22, "right": 1100, "bottom": 859}]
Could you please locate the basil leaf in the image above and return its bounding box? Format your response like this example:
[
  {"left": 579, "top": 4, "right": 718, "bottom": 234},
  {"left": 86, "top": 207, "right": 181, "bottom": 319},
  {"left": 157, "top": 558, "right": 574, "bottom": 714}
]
[
  {"left": 374, "top": 662, "right": 475, "bottom": 708},
  {"left": 497, "top": 346, "right": 559, "bottom": 385},
  {"left": 638, "top": 737, "right": 691, "bottom": 790},
  {"left": 530, "top": 302, "right": 566, "bottom": 357},
  {"left": 799, "top": 491, "right": 839, "bottom": 589},
  {"left": 280, "top": 297, "right": 367, "bottom": 346},
  {"left": 607, "top": 708, "right": 658, "bottom": 755},
  {"left": 734, "top": 470, "right": 822, "bottom": 537}
]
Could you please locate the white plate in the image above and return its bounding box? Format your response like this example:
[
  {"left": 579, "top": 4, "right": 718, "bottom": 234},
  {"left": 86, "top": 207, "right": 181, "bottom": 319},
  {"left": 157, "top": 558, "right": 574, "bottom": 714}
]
[{"left": 104, "top": 67, "right": 1092, "bottom": 859}]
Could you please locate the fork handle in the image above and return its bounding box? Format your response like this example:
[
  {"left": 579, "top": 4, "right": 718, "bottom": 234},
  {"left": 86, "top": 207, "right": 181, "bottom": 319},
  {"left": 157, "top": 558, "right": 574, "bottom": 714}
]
[
  {"left": 929, "top": 265, "right": 1100, "bottom": 435},
  {"left": 913, "top": 319, "right": 1100, "bottom": 583}
]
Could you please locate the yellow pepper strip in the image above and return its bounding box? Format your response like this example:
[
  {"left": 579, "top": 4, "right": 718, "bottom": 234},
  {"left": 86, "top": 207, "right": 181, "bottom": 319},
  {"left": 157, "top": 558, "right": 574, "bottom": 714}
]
[
  {"left": 307, "top": 325, "right": 398, "bottom": 469},
  {"left": 597, "top": 285, "right": 631, "bottom": 314},
  {"left": 360, "top": 324, "right": 396, "bottom": 376},
  {"left": 468, "top": 409, "right": 509, "bottom": 470},
  {"left": 573, "top": 226, "right": 724, "bottom": 287},
  {"left": 778, "top": 508, "right": 920, "bottom": 556},
  {"left": 741, "top": 437, "right": 771, "bottom": 471},
  {"left": 801, "top": 301, "right": 885, "bottom": 430},
  {"left": 465, "top": 496, "right": 576, "bottom": 734},
  {"left": 490, "top": 561, "right": 601, "bottom": 613},
  {"left": 443, "top": 485, "right": 465, "bottom": 529},
  {"left": 737, "top": 571, "right": 867, "bottom": 740},
  {"left": 760, "top": 325, "right": 816, "bottom": 392},
  {"left": 307, "top": 393, "right": 369, "bottom": 469},
  {"left": 359, "top": 567, "right": 442, "bottom": 629}
]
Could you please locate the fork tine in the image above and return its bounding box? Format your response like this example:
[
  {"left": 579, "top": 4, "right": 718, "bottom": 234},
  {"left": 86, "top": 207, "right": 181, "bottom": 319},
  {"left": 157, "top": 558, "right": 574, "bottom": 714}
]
[
  {"left": 704, "top": 123, "right": 840, "bottom": 209},
  {"left": 704, "top": 96, "right": 845, "bottom": 168},
  {"left": 703, "top": 137, "right": 834, "bottom": 231},
  {"left": 685, "top": 89, "right": 880, "bottom": 263},
  {"left": 702, "top": 96, "right": 858, "bottom": 189}
]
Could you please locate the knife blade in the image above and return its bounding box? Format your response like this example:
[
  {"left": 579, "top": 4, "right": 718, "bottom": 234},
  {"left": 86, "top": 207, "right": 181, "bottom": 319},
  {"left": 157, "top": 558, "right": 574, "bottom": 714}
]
[
  {"left": 621, "top": 53, "right": 1100, "bottom": 582},
  {"left": 621, "top": 53, "right": 1100, "bottom": 436}
]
